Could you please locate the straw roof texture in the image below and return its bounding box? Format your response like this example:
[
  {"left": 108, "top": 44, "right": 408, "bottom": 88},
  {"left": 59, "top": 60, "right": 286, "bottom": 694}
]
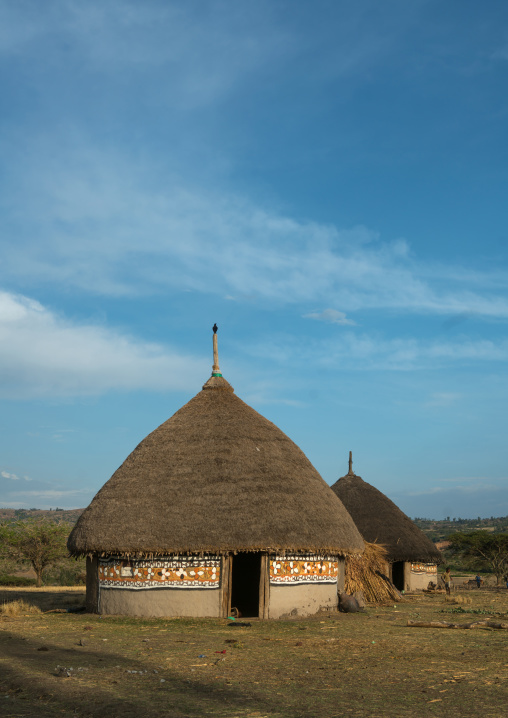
[
  {"left": 68, "top": 376, "right": 364, "bottom": 557},
  {"left": 330, "top": 470, "right": 442, "bottom": 564}
]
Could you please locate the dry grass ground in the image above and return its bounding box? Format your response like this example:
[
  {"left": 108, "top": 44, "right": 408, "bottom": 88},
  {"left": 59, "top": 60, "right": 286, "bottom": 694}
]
[{"left": 0, "top": 587, "right": 507, "bottom": 718}]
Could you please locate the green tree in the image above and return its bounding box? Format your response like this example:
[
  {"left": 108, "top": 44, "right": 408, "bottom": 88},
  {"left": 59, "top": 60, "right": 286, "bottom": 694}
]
[
  {"left": 448, "top": 531, "right": 508, "bottom": 584},
  {"left": 0, "top": 519, "right": 69, "bottom": 587}
]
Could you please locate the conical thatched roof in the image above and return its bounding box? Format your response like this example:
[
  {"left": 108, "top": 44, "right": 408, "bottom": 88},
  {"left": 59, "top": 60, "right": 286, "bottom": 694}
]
[
  {"left": 68, "top": 368, "right": 364, "bottom": 558},
  {"left": 330, "top": 455, "right": 441, "bottom": 564}
]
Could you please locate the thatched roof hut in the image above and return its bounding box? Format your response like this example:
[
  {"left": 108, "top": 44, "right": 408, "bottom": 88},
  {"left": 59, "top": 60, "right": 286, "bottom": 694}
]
[
  {"left": 330, "top": 453, "right": 441, "bottom": 563},
  {"left": 69, "top": 329, "right": 363, "bottom": 618},
  {"left": 330, "top": 453, "right": 441, "bottom": 592},
  {"left": 69, "top": 384, "right": 363, "bottom": 560}
]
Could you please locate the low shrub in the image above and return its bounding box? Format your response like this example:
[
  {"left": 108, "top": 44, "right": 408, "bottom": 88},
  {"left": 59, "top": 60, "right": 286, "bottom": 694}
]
[
  {"left": 43, "top": 564, "right": 86, "bottom": 587},
  {"left": 0, "top": 599, "right": 41, "bottom": 616},
  {"left": 445, "top": 594, "right": 472, "bottom": 605},
  {"left": 0, "top": 575, "right": 37, "bottom": 587}
]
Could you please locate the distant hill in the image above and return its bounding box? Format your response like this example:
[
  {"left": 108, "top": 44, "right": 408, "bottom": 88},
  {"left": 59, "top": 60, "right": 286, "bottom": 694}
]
[
  {"left": 413, "top": 516, "right": 508, "bottom": 542},
  {"left": 0, "top": 507, "right": 84, "bottom": 525}
]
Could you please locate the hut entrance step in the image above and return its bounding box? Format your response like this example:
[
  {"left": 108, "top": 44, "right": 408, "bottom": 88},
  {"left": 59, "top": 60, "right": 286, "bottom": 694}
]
[{"left": 230, "top": 552, "right": 262, "bottom": 618}]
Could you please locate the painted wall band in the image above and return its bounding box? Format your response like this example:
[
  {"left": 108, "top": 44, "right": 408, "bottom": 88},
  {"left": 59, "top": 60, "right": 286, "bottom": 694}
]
[
  {"left": 99, "top": 555, "right": 221, "bottom": 590},
  {"left": 98, "top": 552, "right": 339, "bottom": 590},
  {"left": 270, "top": 554, "right": 338, "bottom": 584},
  {"left": 410, "top": 563, "right": 438, "bottom": 575}
]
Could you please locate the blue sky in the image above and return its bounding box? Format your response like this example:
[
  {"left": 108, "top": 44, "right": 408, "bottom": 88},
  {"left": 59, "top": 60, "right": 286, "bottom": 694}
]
[{"left": 1, "top": 0, "right": 507, "bottom": 519}]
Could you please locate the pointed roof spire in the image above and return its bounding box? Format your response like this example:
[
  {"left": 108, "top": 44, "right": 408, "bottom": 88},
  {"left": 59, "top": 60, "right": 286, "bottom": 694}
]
[
  {"left": 212, "top": 323, "right": 222, "bottom": 377},
  {"left": 348, "top": 451, "right": 354, "bottom": 476},
  {"left": 202, "top": 324, "right": 233, "bottom": 391}
]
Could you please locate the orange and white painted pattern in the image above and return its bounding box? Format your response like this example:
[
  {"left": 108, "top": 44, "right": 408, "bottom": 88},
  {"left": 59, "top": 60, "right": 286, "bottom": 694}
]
[
  {"left": 99, "top": 555, "right": 221, "bottom": 589},
  {"left": 410, "top": 563, "right": 438, "bottom": 575},
  {"left": 270, "top": 554, "right": 338, "bottom": 584}
]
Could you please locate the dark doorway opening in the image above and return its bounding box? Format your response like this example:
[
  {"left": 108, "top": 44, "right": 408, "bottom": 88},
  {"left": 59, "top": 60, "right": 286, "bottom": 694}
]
[
  {"left": 392, "top": 561, "right": 405, "bottom": 591},
  {"left": 230, "top": 552, "right": 261, "bottom": 618}
]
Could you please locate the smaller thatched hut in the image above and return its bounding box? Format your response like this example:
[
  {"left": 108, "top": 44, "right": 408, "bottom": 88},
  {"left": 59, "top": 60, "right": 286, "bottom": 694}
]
[{"left": 330, "top": 453, "right": 442, "bottom": 592}]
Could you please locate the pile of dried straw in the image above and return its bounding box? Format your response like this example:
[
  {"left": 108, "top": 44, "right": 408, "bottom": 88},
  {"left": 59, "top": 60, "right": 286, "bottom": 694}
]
[{"left": 345, "top": 541, "right": 403, "bottom": 603}]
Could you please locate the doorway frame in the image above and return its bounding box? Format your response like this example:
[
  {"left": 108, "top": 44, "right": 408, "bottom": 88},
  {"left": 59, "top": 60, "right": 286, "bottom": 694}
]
[{"left": 220, "top": 552, "right": 269, "bottom": 619}]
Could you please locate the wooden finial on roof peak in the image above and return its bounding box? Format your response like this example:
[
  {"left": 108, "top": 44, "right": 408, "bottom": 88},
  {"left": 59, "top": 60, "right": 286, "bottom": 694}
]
[
  {"left": 212, "top": 323, "right": 222, "bottom": 377},
  {"left": 348, "top": 451, "right": 354, "bottom": 476}
]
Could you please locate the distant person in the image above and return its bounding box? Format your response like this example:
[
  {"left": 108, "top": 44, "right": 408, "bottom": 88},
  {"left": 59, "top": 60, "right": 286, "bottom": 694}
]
[
  {"left": 475, "top": 574, "right": 482, "bottom": 589},
  {"left": 443, "top": 567, "right": 453, "bottom": 595}
]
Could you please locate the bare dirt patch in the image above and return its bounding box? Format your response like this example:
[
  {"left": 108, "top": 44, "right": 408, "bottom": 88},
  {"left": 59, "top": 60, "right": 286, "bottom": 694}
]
[{"left": 0, "top": 588, "right": 507, "bottom": 717}]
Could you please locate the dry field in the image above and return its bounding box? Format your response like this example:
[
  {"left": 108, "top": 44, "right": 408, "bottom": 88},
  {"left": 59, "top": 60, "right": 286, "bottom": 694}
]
[{"left": 0, "top": 587, "right": 507, "bottom": 718}]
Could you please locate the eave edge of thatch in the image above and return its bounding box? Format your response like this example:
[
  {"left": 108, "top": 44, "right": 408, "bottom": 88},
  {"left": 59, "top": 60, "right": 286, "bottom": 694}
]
[{"left": 68, "top": 544, "right": 365, "bottom": 560}]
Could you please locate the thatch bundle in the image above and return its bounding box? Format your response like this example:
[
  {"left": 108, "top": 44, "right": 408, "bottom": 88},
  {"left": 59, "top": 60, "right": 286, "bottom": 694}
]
[
  {"left": 68, "top": 374, "right": 364, "bottom": 558},
  {"left": 345, "top": 541, "right": 402, "bottom": 603},
  {"left": 331, "top": 465, "right": 442, "bottom": 564}
]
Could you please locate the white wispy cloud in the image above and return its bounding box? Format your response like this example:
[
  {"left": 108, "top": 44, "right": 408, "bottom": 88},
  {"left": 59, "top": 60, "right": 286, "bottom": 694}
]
[
  {"left": 332, "top": 335, "right": 508, "bottom": 370},
  {"left": 491, "top": 42, "right": 508, "bottom": 62},
  {"left": 0, "top": 290, "right": 204, "bottom": 399},
  {"left": 303, "top": 309, "right": 356, "bottom": 326},
  {"left": 0, "top": 1, "right": 293, "bottom": 111},
  {"left": 0, "top": 1, "right": 421, "bottom": 104},
  {"left": 242, "top": 393, "right": 305, "bottom": 408},
  {"left": 0, "top": 487, "right": 93, "bottom": 510},
  {"left": 2, "top": 138, "right": 508, "bottom": 322},
  {"left": 0, "top": 466, "right": 92, "bottom": 509},
  {"left": 404, "top": 477, "right": 506, "bottom": 497},
  {"left": 244, "top": 331, "right": 508, "bottom": 373},
  {"left": 424, "top": 392, "right": 462, "bottom": 408},
  {"left": 13, "top": 489, "right": 90, "bottom": 500},
  {"left": 1, "top": 471, "right": 20, "bottom": 480},
  {"left": 391, "top": 479, "right": 508, "bottom": 520}
]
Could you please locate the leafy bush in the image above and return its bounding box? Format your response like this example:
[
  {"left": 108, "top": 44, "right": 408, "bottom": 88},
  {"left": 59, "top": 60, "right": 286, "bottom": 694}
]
[
  {"left": 0, "top": 519, "right": 70, "bottom": 587},
  {"left": 0, "top": 574, "right": 37, "bottom": 587},
  {"left": 43, "top": 560, "right": 86, "bottom": 586},
  {"left": 447, "top": 531, "right": 508, "bottom": 584}
]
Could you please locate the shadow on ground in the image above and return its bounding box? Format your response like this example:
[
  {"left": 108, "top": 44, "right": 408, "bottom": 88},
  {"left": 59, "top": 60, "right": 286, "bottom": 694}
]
[{"left": 0, "top": 627, "right": 286, "bottom": 718}]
